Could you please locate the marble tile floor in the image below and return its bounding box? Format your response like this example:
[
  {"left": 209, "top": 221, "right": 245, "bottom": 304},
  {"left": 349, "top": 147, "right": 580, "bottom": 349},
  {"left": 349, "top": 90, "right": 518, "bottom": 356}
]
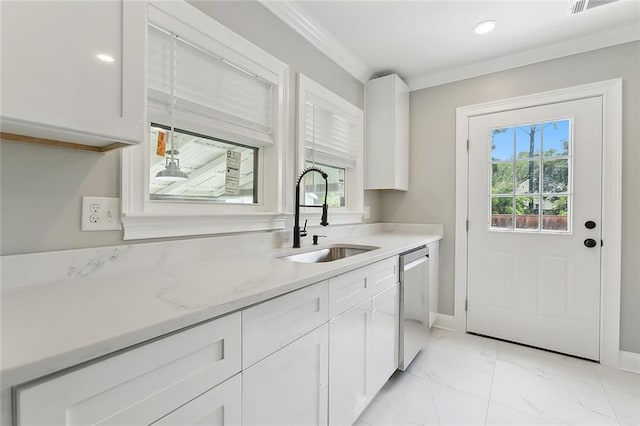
[{"left": 356, "top": 328, "right": 640, "bottom": 426}]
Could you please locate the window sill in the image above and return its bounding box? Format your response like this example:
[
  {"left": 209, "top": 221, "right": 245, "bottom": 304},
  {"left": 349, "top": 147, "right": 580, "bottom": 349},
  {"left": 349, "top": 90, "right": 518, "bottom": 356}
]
[{"left": 122, "top": 213, "right": 287, "bottom": 240}]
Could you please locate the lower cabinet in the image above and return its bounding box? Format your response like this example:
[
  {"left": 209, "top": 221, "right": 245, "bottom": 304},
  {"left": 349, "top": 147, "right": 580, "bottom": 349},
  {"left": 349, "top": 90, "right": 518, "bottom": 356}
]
[
  {"left": 329, "top": 283, "right": 398, "bottom": 426},
  {"left": 242, "top": 324, "right": 329, "bottom": 426},
  {"left": 329, "top": 300, "right": 370, "bottom": 426},
  {"left": 368, "top": 284, "right": 398, "bottom": 396},
  {"left": 14, "top": 253, "right": 419, "bottom": 426},
  {"left": 153, "top": 374, "right": 241, "bottom": 425}
]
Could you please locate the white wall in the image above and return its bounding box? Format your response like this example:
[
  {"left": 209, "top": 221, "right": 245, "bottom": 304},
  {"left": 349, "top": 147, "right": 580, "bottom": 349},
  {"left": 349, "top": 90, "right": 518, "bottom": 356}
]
[
  {"left": 379, "top": 41, "right": 640, "bottom": 353},
  {"left": 0, "top": 0, "right": 379, "bottom": 256}
]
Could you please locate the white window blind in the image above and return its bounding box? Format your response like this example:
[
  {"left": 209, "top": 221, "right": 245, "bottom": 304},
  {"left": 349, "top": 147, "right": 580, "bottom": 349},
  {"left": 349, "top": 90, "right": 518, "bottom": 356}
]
[
  {"left": 304, "top": 94, "right": 357, "bottom": 169},
  {"left": 147, "top": 23, "right": 275, "bottom": 146}
]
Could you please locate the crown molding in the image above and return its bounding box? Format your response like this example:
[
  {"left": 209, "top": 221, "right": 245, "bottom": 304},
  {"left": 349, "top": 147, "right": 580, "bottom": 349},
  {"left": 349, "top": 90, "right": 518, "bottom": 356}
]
[
  {"left": 259, "top": 0, "right": 371, "bottom": 83},
  {"left": 408, "top": 23, "right": 640, "bottom": 91}
]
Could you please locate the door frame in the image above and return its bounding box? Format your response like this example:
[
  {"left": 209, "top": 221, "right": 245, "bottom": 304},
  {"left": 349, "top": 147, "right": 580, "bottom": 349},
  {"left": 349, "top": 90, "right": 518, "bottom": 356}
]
[{"left": 454, "top": 79, "right": 622, "bottom": 367}]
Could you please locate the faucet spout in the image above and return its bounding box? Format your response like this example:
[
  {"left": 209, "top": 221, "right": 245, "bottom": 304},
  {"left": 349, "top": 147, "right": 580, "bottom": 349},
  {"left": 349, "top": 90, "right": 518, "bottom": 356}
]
[{"left": 293, "top": 167, "right": 329, "bottom": 248}]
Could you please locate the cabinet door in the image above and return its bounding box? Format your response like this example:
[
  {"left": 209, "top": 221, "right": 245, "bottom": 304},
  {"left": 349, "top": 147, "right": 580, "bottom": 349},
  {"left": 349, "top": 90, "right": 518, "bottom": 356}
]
[
  {"left": 367, "top": 284, "right": 398, "bottom": 398},
  {"left": 329, "top": 300, "right": 370, "bottom": 426},
  {"left": 153, "top": 374, "right": 241, "bottom": 426},
  {"left": 368, "top": 284, "right": 398, "bottom": 397},
  {"left": 0, "top": 0, "right": 145, "bottom": 146},
  {"left": 243, "top": 325, "right": 328, "bottom": 426}
]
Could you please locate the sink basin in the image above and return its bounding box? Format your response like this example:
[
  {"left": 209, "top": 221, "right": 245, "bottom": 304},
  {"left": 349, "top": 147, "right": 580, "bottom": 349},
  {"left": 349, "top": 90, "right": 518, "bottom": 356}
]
[{"left": 280, "top": 245, "right": 379, "bottom": 263}]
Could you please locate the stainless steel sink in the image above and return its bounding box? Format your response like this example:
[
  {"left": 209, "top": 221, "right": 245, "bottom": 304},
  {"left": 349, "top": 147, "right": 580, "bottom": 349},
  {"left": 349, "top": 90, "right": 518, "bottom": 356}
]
[{"left": 280, "top": 245, "right": 379, "bottom": 263}]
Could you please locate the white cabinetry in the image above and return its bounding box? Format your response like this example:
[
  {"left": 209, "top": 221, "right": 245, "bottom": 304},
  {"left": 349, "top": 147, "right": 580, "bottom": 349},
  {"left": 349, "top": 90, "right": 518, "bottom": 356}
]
[
  {"left": 329, "top": 300, "right": 370, "bottom": 426},
  {"left": 15, "top": 313, "right": 241, "bottom": 425},
  {"left": 0, "top": 1, "right": 145, "bottom": 149},
  {"left": 328, "top": 255, "right": 399, "bottom": 426},
  {"left": 153, "top": 374, "right": 242, "bottom": 426},
  {"left": 365, "top": 74, "right": 409, "bottom": 191},
  {"left": 368, "top": 284, "right": 398, "bottom": 395},
  {"left": 242, "top": 325, "right": 329, "bottom": 426}
]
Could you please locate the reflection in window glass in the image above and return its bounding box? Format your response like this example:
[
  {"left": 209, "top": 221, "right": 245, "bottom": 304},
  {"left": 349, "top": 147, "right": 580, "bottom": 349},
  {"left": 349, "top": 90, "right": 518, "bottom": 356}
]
[
  {"left": 489, "top": 119, "right": 571, "bottom": 232},
  {"left": 149, "top": 124, "right": 258, "bottom": 203},
  {"left": 304, "top": 161, "right": 345, "bottom": 208}
]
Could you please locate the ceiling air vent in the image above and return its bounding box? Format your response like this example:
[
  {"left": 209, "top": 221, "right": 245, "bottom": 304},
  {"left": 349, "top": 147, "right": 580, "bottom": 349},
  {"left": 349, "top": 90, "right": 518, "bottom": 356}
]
[{"left": 569, "top": 0, "right": 619, "bottom": 14}]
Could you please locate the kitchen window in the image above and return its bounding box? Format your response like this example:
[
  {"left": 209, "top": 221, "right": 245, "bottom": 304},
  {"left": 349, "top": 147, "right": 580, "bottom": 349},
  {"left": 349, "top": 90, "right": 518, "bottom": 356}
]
[
  {"left": 121, "top": 1, "right": 289, "bottom": 240},
  {"left": 298, "top": 74, "right": 364, "bottom": 224}
]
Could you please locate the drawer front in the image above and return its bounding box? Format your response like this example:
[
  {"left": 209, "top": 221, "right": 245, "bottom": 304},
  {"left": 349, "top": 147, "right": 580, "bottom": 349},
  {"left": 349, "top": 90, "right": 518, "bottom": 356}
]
[
  {"left": 152, "top": 373, "right": 241, "bottom": 425},
  {"left": 15, "top": 312, "right": 241, "bottom": 426},
  {"left": 243, "top": 281, "right": 328, "bottom": 368},
  {"left": 329, "top": 266, "right": 370, "bottom": 318},
  {"left": 368, "top": 256, "right": 399, "bottom": 295}
]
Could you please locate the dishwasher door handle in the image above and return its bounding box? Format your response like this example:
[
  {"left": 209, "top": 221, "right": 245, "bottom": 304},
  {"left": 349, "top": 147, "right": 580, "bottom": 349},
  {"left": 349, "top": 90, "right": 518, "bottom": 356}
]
[{"left": 404, "top": 256, "right": 428, "bottom": 271}]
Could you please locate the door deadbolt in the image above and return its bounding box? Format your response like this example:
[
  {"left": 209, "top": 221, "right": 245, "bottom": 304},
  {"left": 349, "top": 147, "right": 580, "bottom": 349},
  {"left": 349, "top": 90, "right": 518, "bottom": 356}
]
[
  {"left": 585, "top": 220, "right": 596, "bottom": 229},
  {"left": 584, "top": 238, "right": 598, "bottom": 248}
]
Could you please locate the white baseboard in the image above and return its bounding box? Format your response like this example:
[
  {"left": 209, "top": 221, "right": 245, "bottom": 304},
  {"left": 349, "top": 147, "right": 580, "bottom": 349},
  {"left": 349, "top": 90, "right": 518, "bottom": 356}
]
[
  {"left": 618, "top": 351, "right": 640, "bottom": 374},
  {"left": 432, "top": 314, "right": 457, "bottom": 331}
]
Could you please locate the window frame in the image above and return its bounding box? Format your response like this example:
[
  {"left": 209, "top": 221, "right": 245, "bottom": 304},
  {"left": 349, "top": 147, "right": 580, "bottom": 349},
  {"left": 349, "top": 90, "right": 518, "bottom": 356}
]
[
  {"left": 121, "top": 1, "right": 289, "bottom": 240},
  {"left": 487, "top": 118, "right": 574, "bottom": 234},
  {"left": 296, "top": 74, "right": 364, "bottom": 225}
]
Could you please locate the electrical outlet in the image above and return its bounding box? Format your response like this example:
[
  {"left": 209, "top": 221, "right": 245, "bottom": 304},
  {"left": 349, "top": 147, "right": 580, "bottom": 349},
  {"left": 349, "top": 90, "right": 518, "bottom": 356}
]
[{"left": 81, "top": 196, "right": 122, "bottom": 231}]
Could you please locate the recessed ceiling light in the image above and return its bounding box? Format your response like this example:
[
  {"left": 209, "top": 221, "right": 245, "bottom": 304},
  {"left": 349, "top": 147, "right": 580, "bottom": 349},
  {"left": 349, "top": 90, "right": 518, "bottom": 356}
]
[
  {"left": 96, "top": 54, "right": 115, "bottom": 63},
  {"left": 473, "top": 20, "right": 497, "bottom": 35}
]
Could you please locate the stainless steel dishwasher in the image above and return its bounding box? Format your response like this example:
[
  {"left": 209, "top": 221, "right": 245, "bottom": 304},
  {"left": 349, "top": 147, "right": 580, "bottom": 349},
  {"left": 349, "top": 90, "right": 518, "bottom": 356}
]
[{"left": 398, "top": 245, "right": 430, "bottom": 370}]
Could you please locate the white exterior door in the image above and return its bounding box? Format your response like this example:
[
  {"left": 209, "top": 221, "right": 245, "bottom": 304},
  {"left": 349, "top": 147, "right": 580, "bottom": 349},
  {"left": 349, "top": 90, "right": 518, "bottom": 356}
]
[{"left": 467, "top": 97, "right": 603, "bottom": 360}]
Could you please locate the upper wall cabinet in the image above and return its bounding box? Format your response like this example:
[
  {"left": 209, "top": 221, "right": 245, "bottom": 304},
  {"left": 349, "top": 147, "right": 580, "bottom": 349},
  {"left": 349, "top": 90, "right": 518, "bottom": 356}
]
[
  {"left": 364, "top": 74, "right": 409, "bottom": 191},
  {"left": 0, "top": 1, "right": 145, "bottom": 151}
]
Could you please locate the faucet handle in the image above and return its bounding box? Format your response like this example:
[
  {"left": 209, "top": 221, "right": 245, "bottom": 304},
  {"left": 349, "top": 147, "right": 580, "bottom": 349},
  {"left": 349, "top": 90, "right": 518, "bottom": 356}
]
[
  {"left": 312, "top": 235, "right": 327, "bottom": 245},
  {"left": 300, "top": 219, "right": 308, "bottom": 237}
]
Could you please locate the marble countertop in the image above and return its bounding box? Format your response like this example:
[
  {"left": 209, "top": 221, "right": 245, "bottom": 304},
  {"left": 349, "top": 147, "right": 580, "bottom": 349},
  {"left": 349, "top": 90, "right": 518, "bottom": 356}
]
[{"left": 1, "top": 223, "right": 442, "bottom": 388}]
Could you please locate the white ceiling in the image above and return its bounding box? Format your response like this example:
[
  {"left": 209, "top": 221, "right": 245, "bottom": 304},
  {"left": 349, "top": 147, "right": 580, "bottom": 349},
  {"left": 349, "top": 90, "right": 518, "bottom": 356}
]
[{"left": 263, "top": 0, "right": 640, "bottom": 90}]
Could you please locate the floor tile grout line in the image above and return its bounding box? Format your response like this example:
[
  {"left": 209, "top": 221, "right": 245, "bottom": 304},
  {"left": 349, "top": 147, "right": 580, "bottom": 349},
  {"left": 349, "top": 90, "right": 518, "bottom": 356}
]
[
  {"left": 403, "top": 368, "right": 492, "bottom": 403},
  {"left": 597, "top": 367, "right": 624, "bottom": 426},
  {"left": 482, "top": 341, "right": 499, "bottom": 425}
]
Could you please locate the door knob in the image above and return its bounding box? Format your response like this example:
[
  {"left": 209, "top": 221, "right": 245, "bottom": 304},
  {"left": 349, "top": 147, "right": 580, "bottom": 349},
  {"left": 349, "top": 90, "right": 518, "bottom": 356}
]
[
  {"left": 584, "top": 238, "right": 598, "bottom": 248},
  {"left": 585, "top": 220, "right": 596, "bottom": 229}
]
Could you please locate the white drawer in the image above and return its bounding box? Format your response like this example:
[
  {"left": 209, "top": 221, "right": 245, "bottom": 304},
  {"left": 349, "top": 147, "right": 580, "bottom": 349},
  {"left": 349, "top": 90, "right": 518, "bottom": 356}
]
[
  {"left": 15, "top": 312, "right": 241, "bottom": 426},
  {"left": 329, "top": 266, "right": 370, "bottom": 318},
  {"left": 328, "top": 257, "right": 399, "bottom": 318},
  {"left": 242, "top": 281, "right": 329, "bottom": 368},
  {"left": 368, "top": 256, "right": 399, "bottom": 295}
]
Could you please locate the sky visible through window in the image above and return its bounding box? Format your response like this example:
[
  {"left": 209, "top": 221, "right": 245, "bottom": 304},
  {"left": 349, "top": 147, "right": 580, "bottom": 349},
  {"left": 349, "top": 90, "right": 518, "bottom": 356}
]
[{"left": 491, "top": 119, "right": 569, "bottom": 160}]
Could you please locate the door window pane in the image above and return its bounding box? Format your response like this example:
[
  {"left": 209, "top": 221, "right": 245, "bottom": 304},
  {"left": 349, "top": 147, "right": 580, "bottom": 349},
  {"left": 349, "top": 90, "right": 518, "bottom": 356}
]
[
  {"left": 542, "top": 196, "right": 569, "bottom": 231},
  {"left": 515, "top": 196, "right": 540, "bottom": 230},
  {"left": 492, "top": 162, "right": 513, "bottom": 194},
  {"left": 543, "top": 159, "right": 569, "bottom": 193},
  {"left": 515, "top": 161, "right": 540, "bottom": 195},
  {"left": 491, "top": 128, "right": 514, "bottom": 161},
  {"left": 491, "top": 197, "right": 514, "bottom": 229},
  {"left": 515, "top": 124, "right": 541, "bottom": 159},
  {"left": 542, "top": 120, "right": 570, "bottom": 157}
]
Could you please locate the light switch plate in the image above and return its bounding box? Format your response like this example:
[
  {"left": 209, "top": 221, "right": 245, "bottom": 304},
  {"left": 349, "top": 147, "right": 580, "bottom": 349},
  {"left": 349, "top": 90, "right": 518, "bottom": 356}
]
[{"left": 81, "top": 196, "right": 122, "bottom": 231}]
